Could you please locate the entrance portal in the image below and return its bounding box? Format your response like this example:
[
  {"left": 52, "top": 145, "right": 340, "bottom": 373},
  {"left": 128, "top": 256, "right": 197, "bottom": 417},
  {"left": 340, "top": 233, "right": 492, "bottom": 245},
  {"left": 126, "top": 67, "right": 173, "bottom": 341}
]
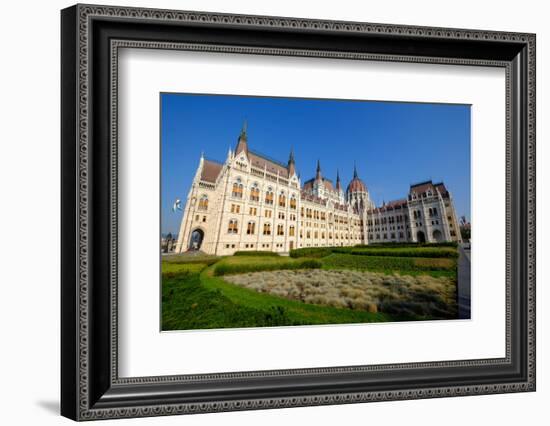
[
  {"left": 416, "top": 231, "right": 426, "bottom": 243},
  {"left": 188, "top": 229, "right": 204, "bottom": 250},
  {"left": 432, "top": 229, "right": 443, "bottom": 242}
]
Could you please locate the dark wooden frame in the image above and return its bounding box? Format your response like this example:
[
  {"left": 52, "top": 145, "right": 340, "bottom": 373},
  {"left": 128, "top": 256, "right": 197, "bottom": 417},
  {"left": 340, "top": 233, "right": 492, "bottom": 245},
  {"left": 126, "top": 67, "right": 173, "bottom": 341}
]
[{"left": 61, "top": 4, "right": 536, "bottom": 421}]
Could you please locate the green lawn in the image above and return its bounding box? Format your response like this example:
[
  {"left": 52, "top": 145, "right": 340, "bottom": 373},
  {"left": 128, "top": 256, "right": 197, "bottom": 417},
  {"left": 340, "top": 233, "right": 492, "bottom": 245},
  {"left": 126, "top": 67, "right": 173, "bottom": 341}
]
[
  {"left": 161, "top": 245, "right": 460, "bottom": 331},
  {"left": 161, "top": 262, "right": 395, "bottom": 331}
]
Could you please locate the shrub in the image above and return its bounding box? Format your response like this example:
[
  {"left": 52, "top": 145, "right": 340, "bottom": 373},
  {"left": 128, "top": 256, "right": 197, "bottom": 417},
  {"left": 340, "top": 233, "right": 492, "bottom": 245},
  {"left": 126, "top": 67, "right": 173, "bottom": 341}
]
[
  {"left": 413, "top": 258, "right": 456, "bottom": 269},
  {"left": 321, "top": 254, "right": 456, "bottom": 273},
  {"left": 355, "top": 241, "right": 458, "bottom": 249},
  {"left": 162, "top": 255, "right": 219, "bottom": 266},
  {"left": 289, "top": 247, "right": 334, "bottom": 258},
  {"left": 334, "top": 247, "right": 458, "bottom": 258},
  {"left": 213, "top": 258, "right": 322, "bottom": 276},
  {"left": 233, "top": 250, "right": 280, "bottom": 257}
]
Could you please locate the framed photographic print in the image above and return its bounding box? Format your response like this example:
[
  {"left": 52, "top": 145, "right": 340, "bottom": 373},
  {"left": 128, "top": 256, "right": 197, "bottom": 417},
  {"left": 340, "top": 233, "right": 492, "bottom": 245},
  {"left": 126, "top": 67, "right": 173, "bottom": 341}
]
[{"left": 61, "top": 4, "right": 536, "bottom": 421}]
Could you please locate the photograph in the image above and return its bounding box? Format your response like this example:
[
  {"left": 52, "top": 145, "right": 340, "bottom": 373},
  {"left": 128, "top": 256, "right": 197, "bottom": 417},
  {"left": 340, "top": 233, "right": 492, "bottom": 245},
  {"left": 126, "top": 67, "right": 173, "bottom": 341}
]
[
  {"left": 56, "top": 3, "right": 536, "bottom": 421},
  {"left": 160, "top": 93, "right": 472, "bottom": 331}
]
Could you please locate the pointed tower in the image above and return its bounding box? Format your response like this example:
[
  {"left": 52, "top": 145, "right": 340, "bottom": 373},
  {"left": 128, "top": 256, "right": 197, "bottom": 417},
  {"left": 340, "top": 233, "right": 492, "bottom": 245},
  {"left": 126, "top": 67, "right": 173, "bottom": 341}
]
[
  {"left": 288, "top": 147, "right": 296, "bottom": 176},
  {"left": 336, "top": 169, "right": 345, "bottom": 204},
  {"left": 235, "top": 120, "right": 248, "bottom": 156},
  {"left": 347, "top": 163, "right": 372, "bottom": 212},
  {"left": 315, "top": 159, "right": 322, "bottom": 181}
]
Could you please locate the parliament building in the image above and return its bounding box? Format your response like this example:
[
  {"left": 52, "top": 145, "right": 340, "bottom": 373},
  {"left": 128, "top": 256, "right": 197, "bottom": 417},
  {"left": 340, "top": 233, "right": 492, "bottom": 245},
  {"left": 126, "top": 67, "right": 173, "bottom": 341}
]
[{"left": 175, "top": 124, "right": 462, "bottom": 255}]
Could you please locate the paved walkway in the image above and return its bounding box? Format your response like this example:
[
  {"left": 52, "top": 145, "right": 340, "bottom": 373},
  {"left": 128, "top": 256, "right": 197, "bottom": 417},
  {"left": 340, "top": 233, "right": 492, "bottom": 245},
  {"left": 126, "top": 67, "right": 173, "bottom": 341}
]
[{"left": 457, "top": 243, "right": 471, "bottom": 319}]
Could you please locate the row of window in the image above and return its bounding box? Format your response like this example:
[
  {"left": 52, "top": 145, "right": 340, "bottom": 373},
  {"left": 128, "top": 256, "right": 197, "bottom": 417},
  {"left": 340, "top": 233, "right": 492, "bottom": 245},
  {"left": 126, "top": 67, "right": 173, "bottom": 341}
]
[
  {"left": 413, "top": 207, "right": 439, "bottom": 219},
  {"left": 228, "top": 220, "right": 297, "bottom": 236},
  {"left": 299, "top": 231, "right": 362, "bottom": 240},
  {"left": 231, "top": 179, "right": 297, "bottom": 208},
  {"left": 300, "top": 208, "right": 359, "bottom": 225},
  {"left": 226, "top": 220, "right": 362, "bottom": 240},
  {"left": 229, "top": 204, "right": 297, "bottom": 220},
  {"left": 368, "top": 215, "right": 409, "bottom": 226},
  {"left": 369, "top": 232, "right": 409, "bottom": 240},
  {"left": 224, "top": 243, "right": 285, "bottom": 250},
  {"left": 372, "top": 225, "right": 408, "bottom": 232}
]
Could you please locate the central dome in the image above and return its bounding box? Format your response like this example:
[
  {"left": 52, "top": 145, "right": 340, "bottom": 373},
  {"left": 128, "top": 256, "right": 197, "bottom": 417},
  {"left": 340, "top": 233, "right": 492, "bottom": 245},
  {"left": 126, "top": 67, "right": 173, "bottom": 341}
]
[
  {"left": 347, "top": 177, "right": 367, "bottom": 193},
  {"left": 346, "top": 164, "right": 367, "bottom": 193}
]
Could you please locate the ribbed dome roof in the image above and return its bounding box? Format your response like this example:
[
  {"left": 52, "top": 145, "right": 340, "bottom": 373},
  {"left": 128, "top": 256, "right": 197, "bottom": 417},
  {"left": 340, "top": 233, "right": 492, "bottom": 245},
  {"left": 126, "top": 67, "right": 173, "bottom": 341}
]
[
  {"left": 347, "top": 177, "right": 367, "bottom": 193},
  {"left": 347, "top": 164, "right": 367, "bottom": 193}
]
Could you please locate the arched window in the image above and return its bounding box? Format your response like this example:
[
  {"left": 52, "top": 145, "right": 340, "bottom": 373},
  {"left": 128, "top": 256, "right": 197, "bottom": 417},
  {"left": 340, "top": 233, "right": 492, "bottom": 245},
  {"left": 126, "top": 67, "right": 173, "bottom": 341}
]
[
  {"left": 228, "top": 219, "right": 238, "bottom": 234},
  {"left": 290, "top": 194, "right": 297, "bottom": 209},
  {"left": 263, "top": 223, "right": 271, "bottom": 235},
  {"left": 198, "top": 194, "right": 208, "bottom": 210},
  {"left": 250, "top": 182, "right": 260, "bottom": 202},
  {"left": 433, "top": 207, "right": 438, "bottom": 217},
  {"left": 232, "top": 178, "right": 243, "bottom": 198},
  {"left": 265, "top": 187, "right": 274, "bottom": 205},
  {"left": 289, "top": 225, "right": 295, "bottom": 236},
  {"left": 277, "top": 224, "right": 284, "bottom": 236},
  {"left": 246, "top": 221, "right": 255, "bottom": 235},
  {"left": 278, "top": 191, "right": 286, "bottom": 208}
]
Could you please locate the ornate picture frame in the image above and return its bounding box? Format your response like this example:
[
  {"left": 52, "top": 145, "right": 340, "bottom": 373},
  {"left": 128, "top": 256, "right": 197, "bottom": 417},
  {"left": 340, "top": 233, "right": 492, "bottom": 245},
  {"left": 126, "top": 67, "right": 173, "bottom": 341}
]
[{"left": 61, "top": 4, "right": 536, "bottom": 421}]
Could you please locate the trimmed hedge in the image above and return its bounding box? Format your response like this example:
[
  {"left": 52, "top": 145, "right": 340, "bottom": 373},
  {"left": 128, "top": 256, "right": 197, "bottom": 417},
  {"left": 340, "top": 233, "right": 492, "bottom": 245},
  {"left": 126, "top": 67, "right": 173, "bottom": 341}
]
[
  {"left": 333, "top": 247, "right": 458, "bottom": 258},
  {"left": 162, "top": 255, "right": 219, "bottom": 266},
  {"left": 214, "top": 258, "right": 322, "bottom": 276},
  {"left": 354, "top": 241, "right": 458, "bottom": 249},
  {"left": 233, "top": 250, "right": 280, "bottom": 257},
  {"left": 322, "top": 253, "right": 456, "bottom": 272},
  {"left": 289, "top": 247, "right": 335, "bottom": 258},
  {"left": 290, "top": 243, "right": 458, "bottom": 259}
]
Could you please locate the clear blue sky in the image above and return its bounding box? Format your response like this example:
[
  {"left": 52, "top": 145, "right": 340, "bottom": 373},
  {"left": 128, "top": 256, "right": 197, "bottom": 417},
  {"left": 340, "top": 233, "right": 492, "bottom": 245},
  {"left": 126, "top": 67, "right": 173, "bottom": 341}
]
[{"left": 161, "top": 93, "right": 470, "bottom": 236}]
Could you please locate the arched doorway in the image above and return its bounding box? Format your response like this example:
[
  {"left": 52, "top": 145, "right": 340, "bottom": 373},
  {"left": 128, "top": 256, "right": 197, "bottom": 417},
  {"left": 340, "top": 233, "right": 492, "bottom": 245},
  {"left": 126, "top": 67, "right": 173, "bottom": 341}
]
[
  {"left": 188, "top": 229, "right": 204, "bottom": 251},
  {"left": 432, "top": 229, "right": 443, "bottom": 242},
  {"left": 416, "top": 231, "right": 426, "bottom": 243}
]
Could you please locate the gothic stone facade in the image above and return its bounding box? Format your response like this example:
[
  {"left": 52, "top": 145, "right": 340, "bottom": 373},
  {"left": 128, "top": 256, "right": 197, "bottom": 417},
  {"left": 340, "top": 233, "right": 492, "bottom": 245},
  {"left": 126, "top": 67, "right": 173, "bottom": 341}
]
[{"left": 175, "top": 127, "right": 462, "bottom": 255}]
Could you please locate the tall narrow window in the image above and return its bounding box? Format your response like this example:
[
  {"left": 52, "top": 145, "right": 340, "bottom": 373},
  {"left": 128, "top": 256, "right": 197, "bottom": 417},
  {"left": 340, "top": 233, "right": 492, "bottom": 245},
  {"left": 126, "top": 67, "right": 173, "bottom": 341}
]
[
  {"left": 290, "top": 194, "right": 297, "bottom": 209},
  {"left": 277, "top": 224, "right": 284, "bottom": 236},
  {"left": 263, "top": 223, "right": 271, "bottom": 235},
  {"left": 232, "top": 178, "right": 243, "bottom": 198},
  {"left": 265, "top": 187, "right": 274, "bottom": 205},
  {"left": 198, "top": 194, "right": 208, "bottom": 211},
  {"left": 289, "top": 225, "right": 295, "bottom": 236},
  {"left": 247, "top": 221, "right": 255, "bottom": 235},
  {"left": 250, "top": 182, "right": 260, "bottom": 202},
  {"left": 278, "top": 191, "right": 286, "bottom": 208},
  {"left": 228, "top": 219, "right": 238, "bottom": 234}
]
